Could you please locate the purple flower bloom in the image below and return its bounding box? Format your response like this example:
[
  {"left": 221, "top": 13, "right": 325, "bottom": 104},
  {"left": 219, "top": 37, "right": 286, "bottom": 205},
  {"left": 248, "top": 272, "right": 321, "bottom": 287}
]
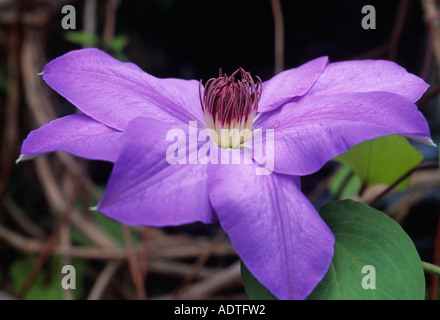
[{"left": 19, "top": 48, "right": 432, "bottom": 299}]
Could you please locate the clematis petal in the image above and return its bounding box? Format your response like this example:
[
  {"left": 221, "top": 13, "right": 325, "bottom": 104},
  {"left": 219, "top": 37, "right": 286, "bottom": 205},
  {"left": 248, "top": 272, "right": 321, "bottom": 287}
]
[
  {"left": 307, "top": 59, "right": 429, "bottom": 102},
  {"left": 19, "top": 114, "right": 124, "bottom": 162},
  {"left": 43, "top": 48, "right": 204, "bottom": 131},
  {"left": 256, "top": 91, "right": 432, "bottom": 176},
  {"left": 98, "top": 117, "right": 216, "bottom": 226},
  {"left": 208, "top": 162, "right": 334, "bottom": 300},
  {"left": 258, "top": 56, "right": 328, "bottom": 113}
]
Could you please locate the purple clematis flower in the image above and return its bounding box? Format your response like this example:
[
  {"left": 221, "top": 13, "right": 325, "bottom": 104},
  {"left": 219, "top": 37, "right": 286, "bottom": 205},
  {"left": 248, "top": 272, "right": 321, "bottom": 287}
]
[{"left": 19, "top": 48, "right": 432, "bottom": 300}]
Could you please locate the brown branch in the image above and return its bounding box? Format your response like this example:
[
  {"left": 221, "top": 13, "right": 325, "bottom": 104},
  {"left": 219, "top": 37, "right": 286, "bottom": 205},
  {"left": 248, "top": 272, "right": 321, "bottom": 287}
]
[
  {"left": 60, "top": 222, "right": 73, "bottom": 300},
  {"left": 0, "top": 290, "right": 16, "bottom": 300},
  {"left": 19, "top": 11, "right": 116, "bottom": 250},
  {"left": 83, "top": 0, "right": 97, "bottom": 48},
  {"left": 334, "top": 170, "right": 355, "bottom": 200},
  {"left": 170, "top": 229, "right": 226, "bottom": 299},
  {"left": 21, "top": 28, "right": 102, "bottom": 202},
  {"left": 306, "top": 166, "right": 339, "bottom": 202},
  {"left": 270, "top": 0, "right": 284, "bottom": 74},
  {"left": 168, "top": 261, "right": 242, "bottom": 300},
  {"left": 388, "top": 0, "right": 410, "bottom": 61},
  {"left": 429, "top": 209, "right": 440, "bottom": 299},
  {"left": 0, "top": 223, "right": 236, "bottom": 261},
  {"left": 87, "top": 261, "right": 122, "bottom": 300},
  {"left": 421, "top": 0, "right": 440, "bottom": 79},
  {"left": 417, "top": 83, "right": 440, "bottom": 109},
  {"left": 56, "top": 153, "right": 102, "bottom": 201},
  {"left": 367, "top": 162, "right": 439, "bottom": 206},
  {"left": 34, "top": 156, "right": 116, "bottom": 248},
  {"left": 122, "top": 224, "right": 147, "bottom": 300},
  {"left": 349, "top": 42, "right": 389, "bottom": 60},
  {"left": 139, "top": 227, "right": 150, "bottom": 284},
  {"left": 0, "top": 4, "right": 20, "bottom": 199},
  {"left": 148, "top": 259, "right": 219, "bottom": 280},
  {"left": 2, "top": 195, "right": 46, "bottom": 238},
  {"left": 17, "top": 170, "right": 83, "bottom": 299},
  {"left": 103, "top": 0, "right": 116, "bottom": 48},
  {"left": 420, "top": 10, "right": 435, "bottom": 79}
]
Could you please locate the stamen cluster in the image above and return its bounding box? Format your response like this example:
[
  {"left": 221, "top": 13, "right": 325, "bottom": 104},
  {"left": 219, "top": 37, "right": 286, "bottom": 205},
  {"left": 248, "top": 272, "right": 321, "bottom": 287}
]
[{"left": 200, "top": 68, "right": 262, "bottom": 148}]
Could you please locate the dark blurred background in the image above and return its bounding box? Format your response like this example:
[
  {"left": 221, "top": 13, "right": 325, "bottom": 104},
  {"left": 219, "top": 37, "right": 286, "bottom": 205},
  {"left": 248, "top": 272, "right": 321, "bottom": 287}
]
[
  {"left": 43, "top": 0, "right": 430, "bottom": 83},
  {"left": 1, "top": 0, "right": 439, "bottom": 300}
]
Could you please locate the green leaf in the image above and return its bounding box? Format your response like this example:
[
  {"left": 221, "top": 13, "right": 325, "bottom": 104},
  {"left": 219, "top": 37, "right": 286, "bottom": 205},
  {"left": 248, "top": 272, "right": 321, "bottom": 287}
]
[
  {"left": 328, "top": 164, "right": 362, "bottom": 199},
  {"left": 65, "top": 31, "right": 100, "bottom": 47},
  {"left": 335, "top": 135, "right": 423, "bottom": 190},
  {"left": 308, "top": 200, "right": 425, "bottom": 300},
  {"left": 241, "top": 200, "right": 425, "bottom": 300},
  {"left": 107, "top": 35, "right": 129, "bottom": 53},
  {"left": 9, "top": 257, "right": 84, "bottom": 300},
  {"left": 240, "top": 261, "right": 277, "bottom": 300}
]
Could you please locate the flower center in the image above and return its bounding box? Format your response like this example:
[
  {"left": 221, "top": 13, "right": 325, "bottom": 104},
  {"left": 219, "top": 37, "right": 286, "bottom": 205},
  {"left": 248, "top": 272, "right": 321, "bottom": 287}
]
[{"left": 199, "top": 68, "right": 262, "bottom": 149}]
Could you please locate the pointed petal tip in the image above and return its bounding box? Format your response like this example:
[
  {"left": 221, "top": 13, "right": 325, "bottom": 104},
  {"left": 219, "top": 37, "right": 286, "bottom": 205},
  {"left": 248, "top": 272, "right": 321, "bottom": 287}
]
[
  {"left": 427, "top": 139, "right": 437, "bottom": 147},
  {"left": 37, "top": 71, "right": 43, "bottom": 76},
  {"left": 89, "top": 205, "right": 98, "bottom": 212},
  {"left": 15, "top": 155, "right": 24, "bottom": 164},
  {"left": 15, "top": 154, "right": 35, "bottom": 164},
  {"left": 411, "top": 136, "right": 437, "bottom": 147}
]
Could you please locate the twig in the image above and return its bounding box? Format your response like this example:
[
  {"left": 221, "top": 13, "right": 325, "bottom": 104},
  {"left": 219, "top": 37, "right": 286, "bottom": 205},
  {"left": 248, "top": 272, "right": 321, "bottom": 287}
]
[
  {"left": 367, "top": 162, "right": 439, "bottom": 206},
  {"left": 0, "top": 4, "right": 20, "bottom": 200},
  {"left": 56, "top": 153, "right": 102, "bottom": 200},
  {"left": 139, "top": 227, "right": 150, "bottom": 283},
  {"left": 429, "top": 209, "right": 440, "bottom": 299},
  {"left": 350, "top": 42, "right": 389, "bottom": 60},
  {"left": 0, "top": 290, "right": 16, "bottom": 301},
  {"left": 87, "top": 261, "right": 122, "bottom": 300},
  {"left": 170, "top": 229, "right": 226, "bottom": 299},
  {"left": 417, "top": 83, "right": 440, "bottom": 109},
  {"left": 2, "top": 195, "right": 46, "bottom": 238},
  {"left": 421, "top": 0, "right": 440, "bottom": 79},
  {"left": 83, "top": 0, "right": 97, "bottom": 48},
  {"left": 0, "top": 223, "right": 132, "bottom": 259},
  {"left": 306, "top": 165, "right": 339, "bottom": 202},
  {"left": 17, "top": 170, "right": 83, "bottom": 299},
  {"left": 20, "top": 20, "right": 103, "bottom": 202},
  {"left": 334, "top": 169, "right": 355, "bottom": 201},
  {"left": 423, "top": 261, "right": 440, "bottom": 276},
  {"left": 103, "top": 0, "right": 116, "bottom": 49},
  {"left": 170, "top": 261, "right": 242, "bottom": 300},
  {"left": 19, "top": 15, "right": 117, "bottom": 250},
  {"left": 270, "top": 0, "right": 284, "bottom": 74},
  {"left": 421, "top": 23, "right": 434, "bottom": 79},
  {"left": 60, "top": 173, "right": 74, "bottom": 300},
  {"left": 358, "top": 180, "right": 369, "bottom": 198},
  {"left": 20, "top": 26, "right": 55, "bottom": 125},
  {"left": 34, "top": 156, "right": 117, "bottom": 248},
  {"left": 388, "top": 0, "right": 410, "bottom": 61},
  {"left": 60, "top": 222, "right": 73, "bottom": 300},
  {"left": 0, "top": 223, "right": 236, "bottom": 261},
  {"left": 420, "top": 9, "right": 435, "bottom": 79},
  {"left": 122, "top": 224, "right": 147, "bottom": 300},
  {"left": 148, "top": 259, "right": 218, "bottom": 280}
]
